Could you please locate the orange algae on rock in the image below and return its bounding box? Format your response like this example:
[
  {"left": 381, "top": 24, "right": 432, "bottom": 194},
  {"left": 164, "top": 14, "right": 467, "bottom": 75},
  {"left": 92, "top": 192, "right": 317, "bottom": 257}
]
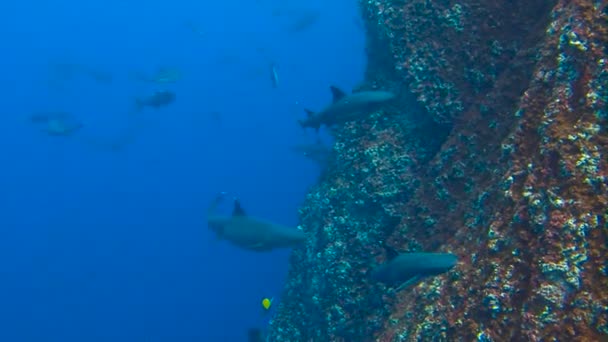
[{"left": 268, "top": 0, "right": 608, "bottom": 340}]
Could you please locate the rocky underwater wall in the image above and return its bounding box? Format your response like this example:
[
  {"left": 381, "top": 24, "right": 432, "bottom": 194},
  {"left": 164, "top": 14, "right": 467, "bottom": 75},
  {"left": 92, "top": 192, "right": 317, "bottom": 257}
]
[{"left": 268, "top": 0, "right": 607, "bottom": 340}]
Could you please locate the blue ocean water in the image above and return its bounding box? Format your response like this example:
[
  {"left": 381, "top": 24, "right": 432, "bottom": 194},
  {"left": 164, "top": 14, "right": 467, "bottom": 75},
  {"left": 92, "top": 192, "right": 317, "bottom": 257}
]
[{"left": 0, "top": 0, "right": 365, "bottom": 340}]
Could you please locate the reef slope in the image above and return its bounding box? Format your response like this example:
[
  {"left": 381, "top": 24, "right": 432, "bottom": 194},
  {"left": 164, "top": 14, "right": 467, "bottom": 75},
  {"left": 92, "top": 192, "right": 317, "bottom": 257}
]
[{"left": 269, "top": 0, "right": 607, "bottom": 340}]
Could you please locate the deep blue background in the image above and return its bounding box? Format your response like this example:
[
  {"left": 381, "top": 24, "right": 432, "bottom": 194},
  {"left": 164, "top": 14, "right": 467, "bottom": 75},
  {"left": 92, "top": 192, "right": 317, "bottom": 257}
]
[{"left": 0, "top": 0, "right": 365, "bottom": 340}]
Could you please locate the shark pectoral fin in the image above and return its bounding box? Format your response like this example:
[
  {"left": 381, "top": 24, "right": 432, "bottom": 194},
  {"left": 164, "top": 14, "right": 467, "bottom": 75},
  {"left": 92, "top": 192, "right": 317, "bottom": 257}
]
[
  {"left": 396, "top": 275, "right": 422, "bottom": 292},
  {"left": 329, "top": 86, "right": 347, "bottom": 102}
]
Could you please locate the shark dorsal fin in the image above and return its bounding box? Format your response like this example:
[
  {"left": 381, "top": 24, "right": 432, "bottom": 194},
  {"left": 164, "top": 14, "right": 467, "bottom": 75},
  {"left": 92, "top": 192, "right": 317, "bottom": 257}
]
[
  {"left": 330, "top": 86, "right": 347, "bottom": 102},
  {"left": 385, "top": 246, "right": 399, "bottom": 261},
  {"left": 232, "top": 199, "right": 247, "bottom": 217}
]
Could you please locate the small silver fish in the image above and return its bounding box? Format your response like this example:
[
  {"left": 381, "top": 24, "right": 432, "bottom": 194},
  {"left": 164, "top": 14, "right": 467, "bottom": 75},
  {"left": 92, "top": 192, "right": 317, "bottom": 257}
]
[{"left": 270, "top": 63, "right": 279, "bottom": 88}]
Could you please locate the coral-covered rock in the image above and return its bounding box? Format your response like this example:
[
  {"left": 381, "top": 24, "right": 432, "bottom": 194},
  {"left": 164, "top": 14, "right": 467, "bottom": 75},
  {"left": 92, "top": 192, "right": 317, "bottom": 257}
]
[{"left": 269, "top": 0, "right": 607, "bottom": 340}]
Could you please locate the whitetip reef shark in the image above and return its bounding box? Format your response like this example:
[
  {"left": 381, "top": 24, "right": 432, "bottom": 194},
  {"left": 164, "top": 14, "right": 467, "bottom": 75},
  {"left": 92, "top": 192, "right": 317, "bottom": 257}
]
[
  {"left": 298, "top": 86, "right": 395, "bottom": 131},
  {"left": 371, "top": 247, "right": 458, "bottom": 290},
  {"left": 207, "top": 193, "right": 306, "bottom": 252}
]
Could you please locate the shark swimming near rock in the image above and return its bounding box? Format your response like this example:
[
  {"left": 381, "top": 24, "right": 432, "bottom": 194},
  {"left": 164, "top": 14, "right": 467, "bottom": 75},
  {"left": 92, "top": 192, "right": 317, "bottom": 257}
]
[
  {"left": 371, "top": 248, "right": 458, "bottom": 289},
  {"left": 298, "top": 86, "right": 395, "bottom": 131},
  {"left": 207, "top": 193, "right": 306, "bottom": 252}
]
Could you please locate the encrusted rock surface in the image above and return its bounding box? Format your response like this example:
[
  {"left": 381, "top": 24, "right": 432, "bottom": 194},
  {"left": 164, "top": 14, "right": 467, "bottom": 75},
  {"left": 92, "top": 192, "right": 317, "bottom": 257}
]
[{"left": 269, "top": 0, "right": 607, "bottom": 340}]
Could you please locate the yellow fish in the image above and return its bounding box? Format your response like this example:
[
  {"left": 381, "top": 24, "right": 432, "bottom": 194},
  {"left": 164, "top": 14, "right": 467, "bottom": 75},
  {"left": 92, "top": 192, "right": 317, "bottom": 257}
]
[{"left": 261, "top": 297, "right": 273, "bottom": 311}]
